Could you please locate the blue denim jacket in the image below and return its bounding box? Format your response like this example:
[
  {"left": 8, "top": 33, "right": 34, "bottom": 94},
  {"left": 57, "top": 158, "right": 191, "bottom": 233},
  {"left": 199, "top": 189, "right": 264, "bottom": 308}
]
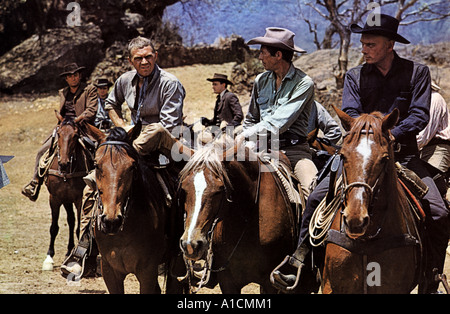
[{"left": 243, "top": 64, "right": 314, "bottom": 140}]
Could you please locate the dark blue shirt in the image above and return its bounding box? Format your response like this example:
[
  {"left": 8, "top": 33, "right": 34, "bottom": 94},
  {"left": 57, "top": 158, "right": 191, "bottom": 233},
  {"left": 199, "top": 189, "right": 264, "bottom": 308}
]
[{"left": 342, "top": 51, "right": 431, "bottom": 154}]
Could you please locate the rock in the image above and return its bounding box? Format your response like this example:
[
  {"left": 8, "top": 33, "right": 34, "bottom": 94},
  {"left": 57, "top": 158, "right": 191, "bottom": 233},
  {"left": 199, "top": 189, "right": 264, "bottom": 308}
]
[{"left": 0, "top": 25, "right": 104, "bottom": 93}]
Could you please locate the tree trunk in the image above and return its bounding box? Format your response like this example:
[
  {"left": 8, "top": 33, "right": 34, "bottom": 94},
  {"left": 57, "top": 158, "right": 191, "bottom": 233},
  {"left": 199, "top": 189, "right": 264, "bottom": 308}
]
[
  {"left": 334, "top": 29, "right": 351, "bottom": 89},
  {"left": 321, "top": 24, "right": 337, "bottom": 49}
]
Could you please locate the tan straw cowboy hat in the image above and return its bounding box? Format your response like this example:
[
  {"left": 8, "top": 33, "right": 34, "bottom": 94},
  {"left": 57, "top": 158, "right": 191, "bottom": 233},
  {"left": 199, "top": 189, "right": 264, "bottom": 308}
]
[{"left": 247, "top": 27, "right": 306, "bottom": 53}]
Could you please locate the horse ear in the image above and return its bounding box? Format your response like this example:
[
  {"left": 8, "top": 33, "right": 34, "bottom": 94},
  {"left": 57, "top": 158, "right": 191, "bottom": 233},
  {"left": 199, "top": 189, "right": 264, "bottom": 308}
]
[
  {"left": 83, "top": 122, "right": 106, "bottom": 144},
  {"left": 307, "top": 127, "right": 319, "bottom": 143},
  {"left": 128, "top": 121, "right": 142, "bottom": 143},
  {"left": 332, "top": 104, "right": 354, "bottom": 132},
  {"left": 382, "top": 108, "right": 399, "bottom": 132},
  {"left": 55, "top": 110, "right": 64, "bottom": 123}
]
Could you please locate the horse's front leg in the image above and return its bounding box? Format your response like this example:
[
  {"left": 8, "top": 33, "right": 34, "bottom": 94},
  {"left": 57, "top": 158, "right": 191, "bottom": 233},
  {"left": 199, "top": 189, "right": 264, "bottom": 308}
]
[
  {"left": 43, "top": 196, "right": 61, "bottom": 270},
  {"left": 63, "top": 203, "right": 76, "bottom": 256},
  {"left": 101, "top": 258, "right": 126, "bottom": 294},
  {"left": 136, "top": 265, "right": 161, "bottom": 294},
  {"left": 218, "top": 272, "right": 243, "bottom": 294}
]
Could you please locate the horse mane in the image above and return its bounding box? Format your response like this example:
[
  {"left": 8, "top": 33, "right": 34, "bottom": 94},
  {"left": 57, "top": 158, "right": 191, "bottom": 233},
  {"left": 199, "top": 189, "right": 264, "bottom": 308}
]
[
  {"left": 179, "top": 135, "right": 237, "bottom": 187},
  {"left": 345, "top": 112, "right": 386, "bottom": 145},
  {"left": 60, "top": 116, "right": 76, "bottom": 127}
]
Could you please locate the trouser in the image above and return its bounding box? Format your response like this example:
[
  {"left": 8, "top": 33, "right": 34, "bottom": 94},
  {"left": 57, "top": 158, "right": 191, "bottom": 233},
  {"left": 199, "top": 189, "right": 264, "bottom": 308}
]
[
  {"left": 32, "top": 134, "right": 54, "bottom": 181},
  {"left": 420, "top": 143, "right": 450, "bottom": 174},
  {"left": 298, "top": 153, "right": 449, "bottom": 291},
  {"left": 284, "top": 142, "right": 318, "bottom": 199},
  {"left": 133, "top": 123, "right": 192, "bottom": 161}
]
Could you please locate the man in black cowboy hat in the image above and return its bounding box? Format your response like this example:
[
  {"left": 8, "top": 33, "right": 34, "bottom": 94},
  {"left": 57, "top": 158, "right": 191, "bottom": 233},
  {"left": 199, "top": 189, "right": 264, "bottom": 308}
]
[
  {"left": 272, "top": 14, "right": 448, "bottom": 294},
  {"left": 94, "top": 78, "right": 114, "bottom": 130},
  {"left": 22, "top": 63, "right": 97, "bottom": 201},
  {"left": 201, "top": 73, "right": 243, "bottom": 129}
]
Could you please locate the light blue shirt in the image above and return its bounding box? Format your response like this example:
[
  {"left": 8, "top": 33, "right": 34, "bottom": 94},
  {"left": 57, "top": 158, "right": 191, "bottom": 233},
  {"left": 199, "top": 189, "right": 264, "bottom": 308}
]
[{"left": 243, "top": 64, "right": 314, "bottom": 139}]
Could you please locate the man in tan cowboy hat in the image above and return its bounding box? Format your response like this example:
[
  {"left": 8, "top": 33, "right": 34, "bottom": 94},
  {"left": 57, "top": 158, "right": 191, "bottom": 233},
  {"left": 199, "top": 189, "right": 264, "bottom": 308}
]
[
  {"left": 22, "top": 63, "right": 97, "bottom": 201},
  {"left": 201, "top": 73, "right": 243, "bottom": 130},
  {"left": 94, "top": 78, "right": 114, "bottom": 130},
  {"left": 241, "top": 27, "right": 318, "bottom": 199}
]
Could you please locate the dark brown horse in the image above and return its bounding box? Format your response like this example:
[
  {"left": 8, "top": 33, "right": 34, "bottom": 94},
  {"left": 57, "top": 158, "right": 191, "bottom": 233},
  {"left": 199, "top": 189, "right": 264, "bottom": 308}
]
[
  {"left": 178, "top": 136, "right": 298, "bottom": 293},
  {"left": 307, "top": 127, "right": 341, "bottom": 172},
  {"left": 42, "top": 112, "right": 95, "bottom": 270},
  {"left": 321, "top": 106, "right": 422, "bottom": 293},
  {"left": 92, "top": 126, "right": 186, "bottom": 294}
]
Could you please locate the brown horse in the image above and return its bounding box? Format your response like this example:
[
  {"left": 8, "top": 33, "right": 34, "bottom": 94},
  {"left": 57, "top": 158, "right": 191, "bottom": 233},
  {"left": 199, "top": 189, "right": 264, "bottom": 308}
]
[
  {"left": 307, "top": 127, "right": 341, "bottom": 172},
  {"left": 178, "top": 136, "right": 298, "bottom": 293},
  {"left": 42, "top": 112, "right": 95, "bottom": 270},
  {"left": 321, "top": 106, "right": 422, "bottom": 293},
  {"left": 92, "top": 126, "right": 186, "bottom": 294}
]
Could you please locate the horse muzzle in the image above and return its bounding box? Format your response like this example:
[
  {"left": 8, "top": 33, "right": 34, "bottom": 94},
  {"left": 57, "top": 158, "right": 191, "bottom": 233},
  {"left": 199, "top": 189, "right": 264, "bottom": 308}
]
[
  {"left": 343, "top": 210, "right": 370, "bottom": 239},
  {"left": 180, "top": 235, "right": 208, "bottom": 261},
  {"left": 99, "top": 213, "right": 123, "bottom": 235}
]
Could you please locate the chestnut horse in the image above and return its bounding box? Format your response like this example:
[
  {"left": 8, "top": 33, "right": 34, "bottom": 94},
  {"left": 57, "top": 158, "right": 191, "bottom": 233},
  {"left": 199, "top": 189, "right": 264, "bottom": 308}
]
[
  {"left": 92, "top": 126, "right": 187, "bottom": 294},
  {"left": 42, "top": 112, "right": 95, "bottom": 270},
  {"left": 178, "top": 136, "right": 298, "bottom": 293},
  {"left": 322, "top": 106, "right": 422, "bottom": 293}
]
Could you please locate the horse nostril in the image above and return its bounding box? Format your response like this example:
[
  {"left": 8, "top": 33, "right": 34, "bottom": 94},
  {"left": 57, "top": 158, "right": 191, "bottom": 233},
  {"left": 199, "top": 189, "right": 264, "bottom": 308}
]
[{"left": 362, "top": 216, "right": 369, "bottom": 228}]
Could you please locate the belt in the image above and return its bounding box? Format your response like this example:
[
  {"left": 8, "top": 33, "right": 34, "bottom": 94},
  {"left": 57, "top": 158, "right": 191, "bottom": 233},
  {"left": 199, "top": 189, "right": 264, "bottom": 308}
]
[{"left": 427, "top": 137, "right": 450, "bottom": 147}]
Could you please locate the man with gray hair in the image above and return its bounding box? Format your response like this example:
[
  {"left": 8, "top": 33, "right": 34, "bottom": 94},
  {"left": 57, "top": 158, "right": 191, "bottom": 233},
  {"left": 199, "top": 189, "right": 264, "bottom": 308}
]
[
  {"left": 106, "top": 36, "right": 188, "bottom": 157},
  {"left": 61, "top": 36, "right": 190, "bottom": 279}
]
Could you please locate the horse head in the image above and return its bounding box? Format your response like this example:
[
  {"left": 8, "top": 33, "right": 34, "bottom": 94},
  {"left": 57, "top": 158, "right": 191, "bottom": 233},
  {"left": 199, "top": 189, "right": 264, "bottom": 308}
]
[
  {"left": 55, "top": 111, "right": 80, "bottom": 174},
  {"left": 333, "top": 105, "right": 399, "bottom": 239},
  {"left": 95, "top": 125, "right": 140, "bottom": 235}
]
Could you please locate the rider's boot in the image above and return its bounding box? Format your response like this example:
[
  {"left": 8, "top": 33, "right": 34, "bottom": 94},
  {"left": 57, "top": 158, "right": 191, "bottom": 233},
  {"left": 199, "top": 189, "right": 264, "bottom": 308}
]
[
  {"left": 270, "top": 241, "right": 310, "bottom": 291},
  {"left": 22, "top": 178, "right": 42, "bottom": 201}
]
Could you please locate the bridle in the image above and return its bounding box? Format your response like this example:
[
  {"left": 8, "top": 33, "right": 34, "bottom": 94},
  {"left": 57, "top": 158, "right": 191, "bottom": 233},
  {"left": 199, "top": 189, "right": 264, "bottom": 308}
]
[
  {"left": 96, "top": 140, "right": 136, "bottom": 232},
  {"left": 339, "top": 128, "right": 392, "bottom": 232}
]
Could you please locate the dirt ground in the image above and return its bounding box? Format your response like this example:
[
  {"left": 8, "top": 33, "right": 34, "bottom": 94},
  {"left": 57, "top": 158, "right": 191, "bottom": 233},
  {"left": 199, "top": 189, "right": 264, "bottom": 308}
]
[{"left": 0, "top": 62, "right": 448, "bottom": 294}]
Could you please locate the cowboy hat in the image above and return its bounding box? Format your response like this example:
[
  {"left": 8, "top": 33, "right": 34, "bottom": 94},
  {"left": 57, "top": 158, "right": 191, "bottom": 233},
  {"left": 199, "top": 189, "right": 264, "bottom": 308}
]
[
  {"left": 350, "top": 14, "right": 410, "bottom": 44},
  {"left": 247, "top": 27, "right": 306, "bottom": 53},
  {"left": 59, "top": 63, "right": 86, "bottom": 77},
  {"left": 94, "top": 78, "right": 113, "bottom": 88},
  {"left": 206, "top": 73, "right": 234, "bottom": 85}
]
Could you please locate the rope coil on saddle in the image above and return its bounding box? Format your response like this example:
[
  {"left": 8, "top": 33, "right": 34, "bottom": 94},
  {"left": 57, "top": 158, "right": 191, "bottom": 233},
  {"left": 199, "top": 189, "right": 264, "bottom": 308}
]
[
  {"left": 38, "top": 141, "right": 58, "bottom": 178},
  {"left": 309, "top": 176, "right": 343, "bottom": 247}
]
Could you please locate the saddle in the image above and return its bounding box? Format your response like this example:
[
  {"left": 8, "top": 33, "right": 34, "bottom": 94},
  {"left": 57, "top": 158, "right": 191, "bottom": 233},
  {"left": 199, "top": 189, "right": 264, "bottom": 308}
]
[{"left": 259, "top": 152, "right": 304, "bottom": 236}]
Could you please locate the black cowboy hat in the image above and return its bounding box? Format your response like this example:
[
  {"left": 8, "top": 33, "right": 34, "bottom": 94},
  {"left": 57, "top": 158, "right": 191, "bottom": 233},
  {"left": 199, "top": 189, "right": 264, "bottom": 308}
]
[
  {"left": 94, "top": 78, "right": 113, "bottom": 88},
  {"left": 350, "top": 14, "right": 410, "bottom": 44},
  {"left": 59, "top": 63, "right": 86, "bottom": 77},
  {"left": 206, "top": 73, "right": 234, "bottom": 86}
]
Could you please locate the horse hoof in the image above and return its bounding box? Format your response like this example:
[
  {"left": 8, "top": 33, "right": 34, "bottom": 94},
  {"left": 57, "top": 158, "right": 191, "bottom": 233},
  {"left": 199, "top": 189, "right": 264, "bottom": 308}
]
[{"left": 42, "top": 255, "right": 54, "bottom": 271}]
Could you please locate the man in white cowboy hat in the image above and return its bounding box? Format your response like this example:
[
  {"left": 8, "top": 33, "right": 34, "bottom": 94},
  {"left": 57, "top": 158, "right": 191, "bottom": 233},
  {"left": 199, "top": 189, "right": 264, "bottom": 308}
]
[
  {"left": 202, "top": 73, "right": 243, "bottom": 129},
  {"left": 22, "top": 63, "right": 97, "bottom": 201},
  {"left": 241, "top": 27, "right": 318, "bottom": 200},
  {"left": 274, "top": 14, "right": 448, "bottom": 294},
  {"left": 94, "top": 78, "right": 114, "bottom": 130}
]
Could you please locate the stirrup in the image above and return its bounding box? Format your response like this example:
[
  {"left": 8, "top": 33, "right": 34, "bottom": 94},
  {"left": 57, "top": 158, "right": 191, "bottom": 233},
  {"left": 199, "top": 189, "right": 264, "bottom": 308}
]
[
  {"left": 61, "top": 245, "right": 87, "bottom": 282},
  {"left": 270, "top": 255, "right": 304, "bottom": 292},
  {"left": 21, "top": 180, "right": 40, "bottom": 201}
]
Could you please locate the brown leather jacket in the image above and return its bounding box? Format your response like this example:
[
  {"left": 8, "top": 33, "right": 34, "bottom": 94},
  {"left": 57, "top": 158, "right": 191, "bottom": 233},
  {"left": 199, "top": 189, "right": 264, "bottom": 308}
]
[{"left": 59, "top": 82, "right": 98, "bottom": 125}]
